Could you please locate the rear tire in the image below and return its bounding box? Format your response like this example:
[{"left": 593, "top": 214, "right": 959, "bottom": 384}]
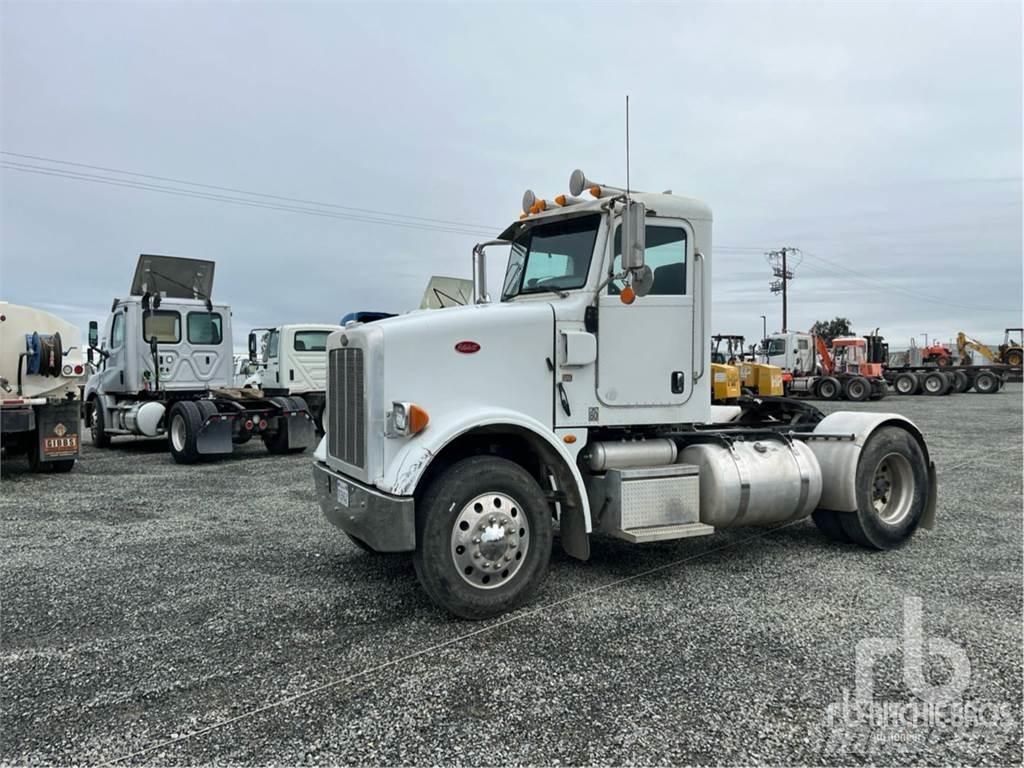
[
  {"left": 838, "top": 427, "right": 928, "bottom": 549},
  {"left": 263, "top": 396, "right": 307, "bottom": 454},
  {"left": 894, "top": 372, "right": 919, "bottom": 396},
  {"left": 812, "top": 509, "right": 851, "bottom": 542},
  {"left": 413, "top": 455, "right": 552, "bottom": 620},
  {"left": 952, "top": 370, "right": 970, "bottom": 393},
  {"left": 816, "top": 376, "right": 841, "bottom": 401},
  {"left": 1005, "top": 349, "right": 1023, "bottom": 367},
  {"left": 843, "top": 376, "right": 871, "bottom": 402},
  {"left": 90, "top": 398, "right": 111, "bottom": 448},
  {"left": 168, "top": 401, "right": 203, "bottom": 464},
  {"left": 973, "top": 371, "right": 999, "bottom": 394},
  {"left": 921, "top": 371, "right": 949, "bottom": 396},
  {"left": 26, "top": 436, "right": 76, "bottom": 473}
]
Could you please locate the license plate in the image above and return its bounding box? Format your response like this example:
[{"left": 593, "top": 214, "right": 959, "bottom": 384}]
[
  {"left": 43, "top": 434, "right": 78, "bottom": 457},
  {"left": 335, "top": 479, "right": 350, "bottom": 507}
]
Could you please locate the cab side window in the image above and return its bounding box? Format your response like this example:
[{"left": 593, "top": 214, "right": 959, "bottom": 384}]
[
  {"left": 610, "top": 225, "right": 687, "bottom": 295},
  {"left": 110, "top": 314, "right": 125, "bottom": 348}
]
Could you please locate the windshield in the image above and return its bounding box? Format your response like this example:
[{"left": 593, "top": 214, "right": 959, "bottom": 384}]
[
  {"left": 501, "top": 214, "right": 601, "bottom": 300},
  {"left": 765, "top": 338, "right": 786, "bottom": 356}
]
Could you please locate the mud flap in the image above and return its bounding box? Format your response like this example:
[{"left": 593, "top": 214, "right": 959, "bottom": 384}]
[
  {"left": 921, "top": 461, "right": 937, "bottom": 530},
  {"left": 280, "top": 411, "right": 315, "bottom": 450},
  {"left": 35, "top": 402, "right": 80, "bottom": 463},
  {"left": 196, "top": 419, "right": 233, "bottom": 455}
]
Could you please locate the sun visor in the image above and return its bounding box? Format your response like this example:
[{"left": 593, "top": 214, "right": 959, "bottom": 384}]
[{"left": 130, "top": 254, "right": 215, "bottom": 299}]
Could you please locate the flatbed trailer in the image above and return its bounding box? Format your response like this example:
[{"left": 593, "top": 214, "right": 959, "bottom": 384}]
[{"left": 883, "top": 364, "right": 1008, "bottom": 395}]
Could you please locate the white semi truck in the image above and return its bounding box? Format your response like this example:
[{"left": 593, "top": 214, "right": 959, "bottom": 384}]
[
  {"left": 312, "top": 170, "right": 937, "bottom": 619},
  {"left": 247, "top": 324, "right": 342, "bottom": 431},
  {"left": 0, "top": 302, "right": 83, "bottom": 472},
  {"left": 84, "top": 255, "right": 315, "bottom": 463}
]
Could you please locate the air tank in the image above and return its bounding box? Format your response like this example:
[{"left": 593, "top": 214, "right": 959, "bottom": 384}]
[
  {"left": 678, "top": 439, "right": 822, "bottom": 527},
  {"left": 586, "top": 438, "right": 678, "bottom": 471}
]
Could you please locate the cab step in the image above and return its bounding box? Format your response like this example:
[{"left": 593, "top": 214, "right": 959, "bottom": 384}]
[{"left": 613, "top": 522, "right": 715, "bottom": 543}]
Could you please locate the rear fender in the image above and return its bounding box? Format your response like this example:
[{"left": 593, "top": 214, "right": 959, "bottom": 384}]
[{"left": 809, "top": 412, "right": 935, "bottom": 529}]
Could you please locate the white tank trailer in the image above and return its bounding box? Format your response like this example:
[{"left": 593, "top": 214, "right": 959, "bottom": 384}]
[
  {"left": 0, "top": 302, "right": 84, "bottom": 472},
  {"left": 84, "top": 255, "right": 315, "bottom": 463},
  {"left": 312, "top": 170, "right": 938, "bottom": 619}
]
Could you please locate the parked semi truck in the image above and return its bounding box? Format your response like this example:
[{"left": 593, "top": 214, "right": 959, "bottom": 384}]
[
  {"left": 84, "top": 255, "right": 315, "bottom": 464},
  {"left": 0, "top": 302, "right": 83, "bottom": 472},
  {"left": 766, "top": 332, "right": 886, "bottom": 400},
  {"left": 312, "top": 169, "right": 937, "bottom": 619},
  {"left": 247, "top": 323, "right": 342, "bottom": 431}
]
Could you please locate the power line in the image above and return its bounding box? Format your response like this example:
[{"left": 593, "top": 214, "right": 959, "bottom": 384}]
[
  {"left": 0, "top": 162, "right": 497, "bottom": 238},
  {"left": 0, "top": 150, "right": 500, "bottom": 232}
]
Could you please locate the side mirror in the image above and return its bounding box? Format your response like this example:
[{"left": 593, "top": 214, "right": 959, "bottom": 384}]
[
  {"left": 248, "top": 332, "right": 257, "bottom": 361},
  {"left": 88, "top": 321, "right": 98, "bottom": 348},
  {"left": 622, "top": 200, "right": 646, "bottom": 270}
]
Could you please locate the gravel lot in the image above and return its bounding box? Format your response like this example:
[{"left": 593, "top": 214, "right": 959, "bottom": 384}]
[{"left": 2, "top": 387, "right": 1022, "bottom": 765}]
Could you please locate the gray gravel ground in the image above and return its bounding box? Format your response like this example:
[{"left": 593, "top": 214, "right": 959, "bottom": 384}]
[{"left": 2, "top": 386, "right": 1022, "bottom": 765}]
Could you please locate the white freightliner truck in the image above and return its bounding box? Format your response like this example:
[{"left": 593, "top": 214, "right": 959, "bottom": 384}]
[
  {"left": 0, "top": 302, "right": 83, "bottom": 472},
  {"left": 312, "top": 170, "right": 937, "bottom": 619},
  {"left": 84, "top": 255, "right": 315, "bottom": 463}
]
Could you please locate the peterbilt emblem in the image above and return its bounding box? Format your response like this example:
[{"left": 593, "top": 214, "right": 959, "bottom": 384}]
[
  {"left": 53, "top": 423, "right": 67, "bottom": 437},
  {"left": 455, "top": 341, "right": 481, "bottom": 354},
  {"left": 340, "top": 335, "right": 349, "bottom": 347}
]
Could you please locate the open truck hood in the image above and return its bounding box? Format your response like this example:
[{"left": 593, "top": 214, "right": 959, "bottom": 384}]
[{"left": 131, "top": 254, "right": 215, "bottom": 300}]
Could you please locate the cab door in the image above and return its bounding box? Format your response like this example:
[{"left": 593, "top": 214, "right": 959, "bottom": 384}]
[
  {"left": 98, "top": 308, "right": 130, "bottom": 393},
  {"left": 596, "top": 219, "right": 694, "bottom": 407}
]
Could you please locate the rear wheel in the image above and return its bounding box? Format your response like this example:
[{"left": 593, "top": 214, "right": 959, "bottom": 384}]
[
  {"left": 843, "top": 376, "right": 870, "bottom": 402},
  {"left": 816, "top": 377, "right": 841, "bottom": 401},
  {"left": 168, "top": 401, "right": 203, "bottom": 464},
  {"left": 413, "top": 455, "right": 552, "bottom": 620},
  {"left": 837, "top": 427, "right": 928, "bottom": 549},
  {"left": 921, "top": 372, "right": 949, "bottom": 396},
  {"left": 894, "top": 372, "right": 919, "bottom": 395},
  {"left": 27, "top": 436, "right": 76, "bottom": 473},
  {"left": 90, "top": 398, "right": 111, "bottom": 448},
  {"left": 973, "top": 371, "right": 999, "bottom": 394},
  {"left": 263, "top": 396, "right": 307, "bottom": 454},
  {"left": 952, "top": 370, "right": 970, "bottom": 393},
  {"left": 812, "top": 509, "right": 851, "bottom": 542},
  {"left": 1005, "top": 349, "right": 1023, "bottom": 367}
]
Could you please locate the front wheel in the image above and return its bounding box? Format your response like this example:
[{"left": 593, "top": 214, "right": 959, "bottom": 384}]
[
  {"left": 90, "top": 398, "right": 111, "bottom": 448},
  {"left": 413, "top": 456, "right": 553, "bottom": 620},
  {"left": 816, "top": 376, "right": 841, "bottom": 401}
]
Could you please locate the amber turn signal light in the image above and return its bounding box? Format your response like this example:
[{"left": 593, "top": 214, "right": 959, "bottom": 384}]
[{"left": 620, "top": 285, "right": 636, "bottom": 305}]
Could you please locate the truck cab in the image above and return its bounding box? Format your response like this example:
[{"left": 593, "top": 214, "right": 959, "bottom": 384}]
[
  {"left": 250, "top": 323, "right": 341, "bottom": 430},
  {"left": 313, "top": 169, "right": 936, "bottom": 619}
]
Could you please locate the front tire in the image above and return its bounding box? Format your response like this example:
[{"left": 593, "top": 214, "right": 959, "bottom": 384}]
[
  {"left": 413, "top": 456, "right": 553, "bottom": 620},
  {"left": 816, "top": 376, "right": 841, "bottom": 401},
  {"left": 837, "top": 426, "right": 929, "bottom": 549},
  {"left": 90, "top": 398, "right": 112, "bottom": 448}
]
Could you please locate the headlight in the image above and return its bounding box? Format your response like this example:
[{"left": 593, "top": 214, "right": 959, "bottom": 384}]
[{"left": 388, "top": 401, "right": 429, "bottom": 437}]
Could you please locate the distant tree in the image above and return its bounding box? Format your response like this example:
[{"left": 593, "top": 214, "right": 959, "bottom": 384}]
[{"left": 809, "top": 317, "right": 853, "bottom": 345}]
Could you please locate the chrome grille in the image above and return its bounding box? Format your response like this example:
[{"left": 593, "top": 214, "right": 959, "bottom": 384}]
[{"left": 328, "top": 348, "right": 365, "bottom": 468}]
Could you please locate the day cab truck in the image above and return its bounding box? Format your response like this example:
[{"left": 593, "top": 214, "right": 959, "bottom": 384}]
[
  {"left": 0, "top": 302, "right": 83, "bottom": 472},
  {"left": 247, "top": 324, "right": 342, "bottom": 431},
  {"left": 312, "top": 169, "right": 937, "bottom": 619},
  {"left": 84, "top": 255, "right": 315, "bottom": 464}
]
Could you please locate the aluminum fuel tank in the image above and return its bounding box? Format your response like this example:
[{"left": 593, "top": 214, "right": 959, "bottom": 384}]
[{"left": 678, "top": 438, "right": 823, "bottom": 528}]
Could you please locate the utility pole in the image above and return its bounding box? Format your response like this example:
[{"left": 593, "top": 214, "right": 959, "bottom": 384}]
[{"left": 766, "top": 246, "right": 802, "bottom": 333}]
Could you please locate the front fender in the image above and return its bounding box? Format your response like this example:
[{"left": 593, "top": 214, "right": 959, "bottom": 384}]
[{"left": 380, "top": 408, "right": 592, "bottom": 534}]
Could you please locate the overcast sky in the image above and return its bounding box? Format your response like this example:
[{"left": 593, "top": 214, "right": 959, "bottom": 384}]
[{"left": 2, "top": 1, "right": 1021, "bottom": 352}]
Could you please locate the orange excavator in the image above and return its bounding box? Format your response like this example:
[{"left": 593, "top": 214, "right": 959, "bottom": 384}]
[{"left": 813, "top": 336, "right": 887, "bottom": 401}]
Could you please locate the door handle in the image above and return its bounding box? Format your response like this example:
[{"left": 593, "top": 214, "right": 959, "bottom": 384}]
[{"left": 671, "top": 371, "right": 685, "bottom": 394}]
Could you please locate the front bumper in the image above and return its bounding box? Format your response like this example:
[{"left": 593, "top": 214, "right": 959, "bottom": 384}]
[{"left": 312, "top": 461, "right": 416, "bottom": 552}]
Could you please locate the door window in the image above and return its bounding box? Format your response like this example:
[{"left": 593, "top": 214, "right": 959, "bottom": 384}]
[
  {"left": 610, "top": 225, "right": 687, "bottom": 295},
  {"left": 110, "top": 314, "right": 125, "bottom": 347},
  {"left": 267, "top": 330, "right": 279, "bottom": 359}
]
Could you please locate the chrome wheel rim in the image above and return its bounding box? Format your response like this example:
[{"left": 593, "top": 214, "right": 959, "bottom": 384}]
[
  {"left": 897, "top": 378, "right": 912, "bottom": 393},
  {"left": 451, "top": 492, "right": 530, "bottom": 590},
  {"left": 871, "top": 452, "right": 914, "bottom": 524},
  {"left": 170, "top": 414, "right": 187, "bottom": 452},
  {"left": 925, "top": 377, "right": 940, "bottom": 393}
]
